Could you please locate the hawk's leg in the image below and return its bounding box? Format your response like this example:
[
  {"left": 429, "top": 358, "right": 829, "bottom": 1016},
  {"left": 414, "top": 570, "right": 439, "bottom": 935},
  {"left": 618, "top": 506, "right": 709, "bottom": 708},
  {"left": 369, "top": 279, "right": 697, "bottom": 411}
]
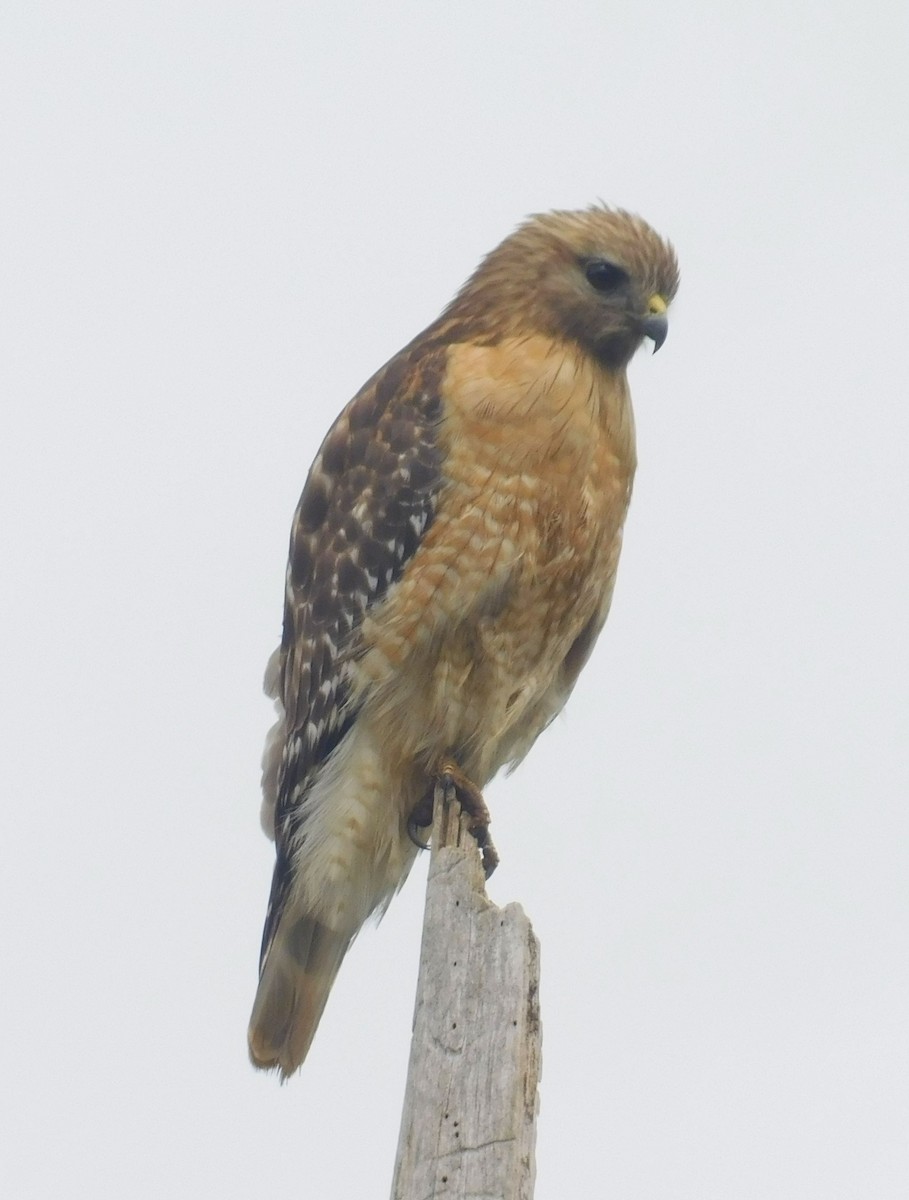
[{"left": 407, "top": 759, "right": 499, "bottom": 878}]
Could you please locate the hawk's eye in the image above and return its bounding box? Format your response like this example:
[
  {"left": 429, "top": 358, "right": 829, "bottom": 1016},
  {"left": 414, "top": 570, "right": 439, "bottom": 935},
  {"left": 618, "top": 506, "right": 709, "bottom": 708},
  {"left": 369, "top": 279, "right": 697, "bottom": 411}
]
[{"left": 585, "top": 260, "right": 628, "bottom": 293}]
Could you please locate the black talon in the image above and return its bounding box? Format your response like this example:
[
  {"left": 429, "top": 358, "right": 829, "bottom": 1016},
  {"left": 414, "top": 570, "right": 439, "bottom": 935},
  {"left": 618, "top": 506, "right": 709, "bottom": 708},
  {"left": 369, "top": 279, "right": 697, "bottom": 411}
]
[
  {"left": 407, "top": 790, "right": 435, "bottom": 851},
  {"left": 407, "top": 813, "right": 431, "bottom": 851}
]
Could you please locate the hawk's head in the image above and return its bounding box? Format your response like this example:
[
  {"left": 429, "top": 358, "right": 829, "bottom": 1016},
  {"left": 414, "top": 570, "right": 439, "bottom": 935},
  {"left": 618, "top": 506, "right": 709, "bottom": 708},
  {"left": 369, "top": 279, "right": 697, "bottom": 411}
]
[{"left": 450, "top": 206, "right": 679, "bottom": 371}]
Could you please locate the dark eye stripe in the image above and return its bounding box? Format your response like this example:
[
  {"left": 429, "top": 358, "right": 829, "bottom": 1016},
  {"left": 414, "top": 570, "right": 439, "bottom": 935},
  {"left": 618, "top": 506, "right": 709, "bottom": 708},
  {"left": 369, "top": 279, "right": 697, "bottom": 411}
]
[{"left": 585, "top": 259, "right": 629, "bottom": 292}]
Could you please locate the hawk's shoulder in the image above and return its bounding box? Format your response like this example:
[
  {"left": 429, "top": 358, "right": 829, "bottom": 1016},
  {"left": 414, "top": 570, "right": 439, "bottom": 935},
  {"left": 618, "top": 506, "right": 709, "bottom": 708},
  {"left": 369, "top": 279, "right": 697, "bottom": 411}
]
[{"left": 273, "top": 343, "right": 448, "bottom": 835}]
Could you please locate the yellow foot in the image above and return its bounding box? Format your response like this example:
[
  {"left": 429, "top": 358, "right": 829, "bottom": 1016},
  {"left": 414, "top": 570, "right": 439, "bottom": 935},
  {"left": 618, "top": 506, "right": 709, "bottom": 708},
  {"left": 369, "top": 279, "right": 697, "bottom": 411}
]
[{"left": 407, "top": 760, "right": 499, "bottom": 878}]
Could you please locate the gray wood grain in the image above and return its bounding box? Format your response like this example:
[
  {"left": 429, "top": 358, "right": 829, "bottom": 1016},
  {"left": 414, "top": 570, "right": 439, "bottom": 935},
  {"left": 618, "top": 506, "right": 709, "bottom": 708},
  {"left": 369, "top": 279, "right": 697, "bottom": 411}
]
[{"left": 391, "top": 789, "right": 541, "bottom": 1199}]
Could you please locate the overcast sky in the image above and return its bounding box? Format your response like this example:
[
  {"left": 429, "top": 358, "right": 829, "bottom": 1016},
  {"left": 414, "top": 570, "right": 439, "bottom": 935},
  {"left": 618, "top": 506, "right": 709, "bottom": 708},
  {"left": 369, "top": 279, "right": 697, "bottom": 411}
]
[{"left": 3, "top": 2, "right": 908, "bottom": 1197}]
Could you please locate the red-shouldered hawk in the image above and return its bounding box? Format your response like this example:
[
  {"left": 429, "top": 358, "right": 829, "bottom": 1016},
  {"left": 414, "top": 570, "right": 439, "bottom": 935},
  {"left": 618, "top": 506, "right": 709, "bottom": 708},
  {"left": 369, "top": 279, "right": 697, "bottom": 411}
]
[{"left": 249, "top": 206, "right": 679, "bottom": 1077}]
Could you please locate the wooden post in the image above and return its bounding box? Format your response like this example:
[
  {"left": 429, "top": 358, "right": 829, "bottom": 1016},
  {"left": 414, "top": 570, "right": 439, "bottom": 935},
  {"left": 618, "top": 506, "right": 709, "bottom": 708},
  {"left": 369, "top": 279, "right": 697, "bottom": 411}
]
[{"left": 390, "top": 787, "right": 542, "bottom": 1199}]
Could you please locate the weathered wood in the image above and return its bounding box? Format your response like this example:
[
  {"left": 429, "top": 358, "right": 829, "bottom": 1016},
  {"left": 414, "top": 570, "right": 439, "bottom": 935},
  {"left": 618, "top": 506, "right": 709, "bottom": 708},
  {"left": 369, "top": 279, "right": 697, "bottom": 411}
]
[{"left": 391, "top": 786, "right": 542, "bottom": 1200}]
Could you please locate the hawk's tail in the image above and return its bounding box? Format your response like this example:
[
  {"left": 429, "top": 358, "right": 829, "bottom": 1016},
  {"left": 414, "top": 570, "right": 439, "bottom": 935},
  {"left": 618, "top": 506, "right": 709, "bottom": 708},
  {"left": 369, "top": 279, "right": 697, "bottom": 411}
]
[{"left": 247, "top": 912, "right": 350, "bottom": 1079}]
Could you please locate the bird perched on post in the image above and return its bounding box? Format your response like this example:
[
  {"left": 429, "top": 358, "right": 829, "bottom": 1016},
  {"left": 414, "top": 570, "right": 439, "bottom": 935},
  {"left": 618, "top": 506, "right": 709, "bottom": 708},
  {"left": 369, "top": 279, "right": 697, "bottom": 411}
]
[{"left": 248, "top": 205, "right": 679, "bottom": 1078}]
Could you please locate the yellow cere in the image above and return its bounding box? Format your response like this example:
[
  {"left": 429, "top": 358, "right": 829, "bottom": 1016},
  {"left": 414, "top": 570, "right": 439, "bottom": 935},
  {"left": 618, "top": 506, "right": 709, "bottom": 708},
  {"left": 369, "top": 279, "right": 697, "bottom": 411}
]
[{"left": 648, "top": 293, "right": 668, "bottom": 316}]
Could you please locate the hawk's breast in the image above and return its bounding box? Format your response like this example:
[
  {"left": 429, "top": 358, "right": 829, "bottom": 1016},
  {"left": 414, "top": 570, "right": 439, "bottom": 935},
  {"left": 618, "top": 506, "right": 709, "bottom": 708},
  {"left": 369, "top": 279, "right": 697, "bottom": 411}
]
[{"left": 351, "top": 334, "right": 636, "bottom": 783}]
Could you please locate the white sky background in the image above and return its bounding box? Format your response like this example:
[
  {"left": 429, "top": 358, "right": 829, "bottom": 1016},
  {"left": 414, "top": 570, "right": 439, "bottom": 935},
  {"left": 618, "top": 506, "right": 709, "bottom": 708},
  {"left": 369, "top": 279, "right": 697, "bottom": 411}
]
[{"left": 2, "top": 1, "right": 907, "bottom": 1196}]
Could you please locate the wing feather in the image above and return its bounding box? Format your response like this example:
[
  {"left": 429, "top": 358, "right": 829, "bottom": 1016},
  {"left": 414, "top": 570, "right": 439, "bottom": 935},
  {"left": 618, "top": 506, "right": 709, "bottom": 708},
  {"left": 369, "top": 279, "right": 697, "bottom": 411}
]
[{"left": 259, "top": 346, "right": 446, "bottom": 967}]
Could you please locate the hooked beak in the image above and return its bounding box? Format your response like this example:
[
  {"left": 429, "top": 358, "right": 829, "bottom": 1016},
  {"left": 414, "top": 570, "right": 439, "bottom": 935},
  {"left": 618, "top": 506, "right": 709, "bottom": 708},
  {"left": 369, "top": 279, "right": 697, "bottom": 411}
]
[{"left": 641, "top": 293, "right": 668, "bottom": 353}]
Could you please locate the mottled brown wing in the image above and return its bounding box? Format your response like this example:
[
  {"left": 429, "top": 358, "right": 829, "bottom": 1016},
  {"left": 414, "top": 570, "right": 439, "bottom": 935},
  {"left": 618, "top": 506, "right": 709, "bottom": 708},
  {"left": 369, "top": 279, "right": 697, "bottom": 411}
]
[{"left": 260, "top": 347, "right": 446, "bottom": 965}]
